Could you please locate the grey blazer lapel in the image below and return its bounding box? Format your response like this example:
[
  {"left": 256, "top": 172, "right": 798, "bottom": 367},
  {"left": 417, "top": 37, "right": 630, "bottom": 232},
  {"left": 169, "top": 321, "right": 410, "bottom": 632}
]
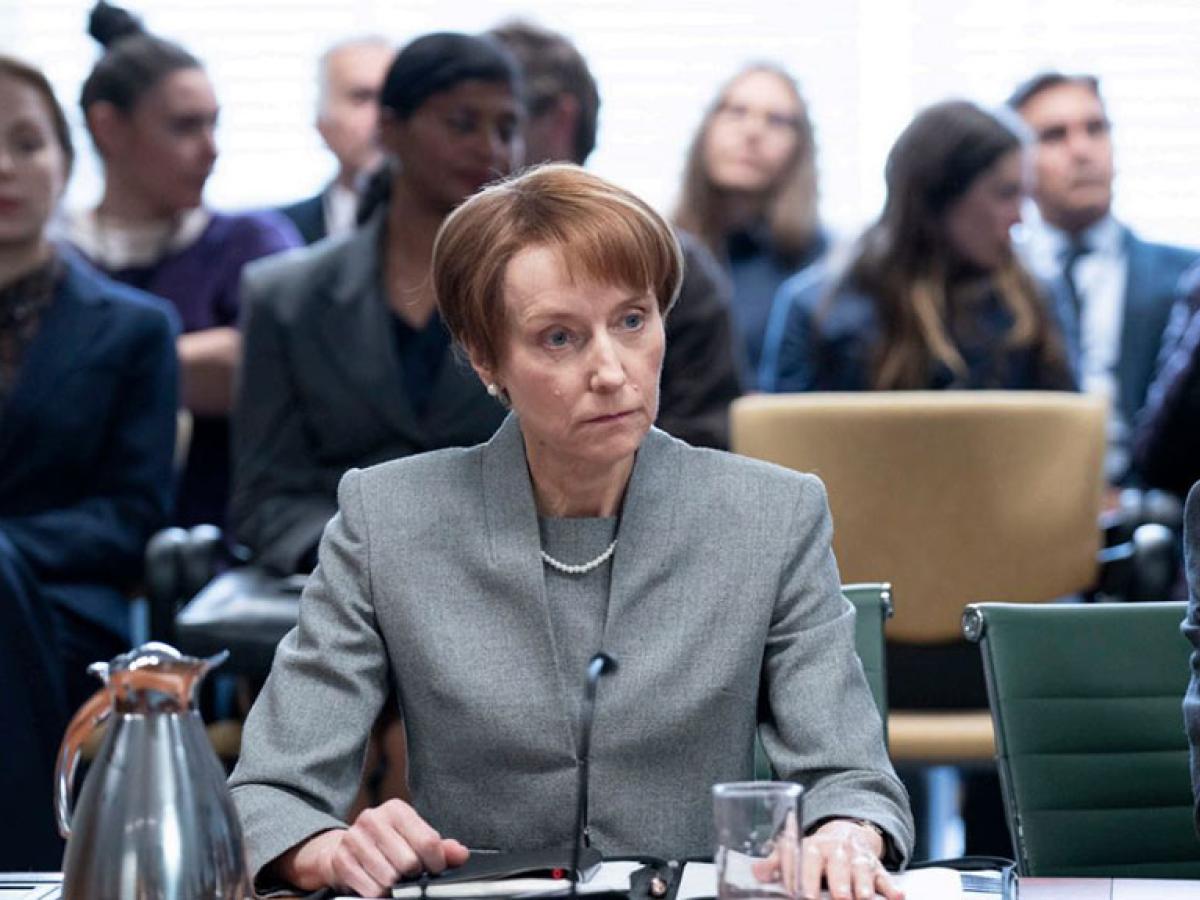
[
  {"left": 605, "top": 429, "right": 682, "bottom": 648},
  {"left": 482, "top": 416, "right": 577, "bottom": 751},
  {"left": 315, "top": 217, "right": 419, "bottom": 437}
]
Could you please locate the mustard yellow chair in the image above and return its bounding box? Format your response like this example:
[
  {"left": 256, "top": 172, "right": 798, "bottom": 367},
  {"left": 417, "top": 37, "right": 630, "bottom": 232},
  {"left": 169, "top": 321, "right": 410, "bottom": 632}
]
[{"left": 731, "top": 391, "right": 1107, "bottom": 767}]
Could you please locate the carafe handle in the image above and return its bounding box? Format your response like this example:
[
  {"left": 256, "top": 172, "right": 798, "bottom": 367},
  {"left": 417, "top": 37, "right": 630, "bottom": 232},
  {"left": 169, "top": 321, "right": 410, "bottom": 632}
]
[{"left": 54, "top": 688, "right": 111, "bottom": 838}]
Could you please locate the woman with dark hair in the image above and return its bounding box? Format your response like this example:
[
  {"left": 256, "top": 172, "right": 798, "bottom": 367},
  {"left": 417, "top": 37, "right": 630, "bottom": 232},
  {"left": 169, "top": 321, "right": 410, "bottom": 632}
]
[
  {"left": 0, "top": 54, "right": 177, "bottom": 868},
  {"left": 230, "top": 31, "right": 521, "bottom": 576},
  {"left": 761, "top": 99, "right": 1073, "bottom": 394},
  {"left": 674, "top": 64, "right": 828, "bottom": 387},
  {"left": 67, "top": 1, "right": 301, "bottom": 529}
]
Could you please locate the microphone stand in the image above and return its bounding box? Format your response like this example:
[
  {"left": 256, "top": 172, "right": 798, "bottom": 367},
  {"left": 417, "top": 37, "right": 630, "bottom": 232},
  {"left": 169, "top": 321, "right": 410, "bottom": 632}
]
[{"left": 570, "top": 652, "right": 618, "bottom": 900}]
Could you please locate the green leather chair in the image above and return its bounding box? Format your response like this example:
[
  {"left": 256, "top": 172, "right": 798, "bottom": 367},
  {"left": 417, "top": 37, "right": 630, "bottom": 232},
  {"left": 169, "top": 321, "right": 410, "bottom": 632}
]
[
  {"left": 963, "top": 601, "right": 1200, "bottom": 878},
  {"left": 843, "top": 582, "right": 892, "bottom": 722},
  {"left": 755, "top": 583, "right": 891, "bottom": 779}
]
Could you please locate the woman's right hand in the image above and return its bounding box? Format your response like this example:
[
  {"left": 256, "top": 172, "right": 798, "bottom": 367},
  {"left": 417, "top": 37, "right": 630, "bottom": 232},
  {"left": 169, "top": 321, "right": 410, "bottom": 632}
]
[{"left": 277, "top": 799, "right": 470, "bottom": 897}]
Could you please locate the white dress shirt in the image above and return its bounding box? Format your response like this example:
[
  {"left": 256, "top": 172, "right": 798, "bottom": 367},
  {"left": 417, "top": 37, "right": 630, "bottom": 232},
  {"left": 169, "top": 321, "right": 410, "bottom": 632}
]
[
  {"left": 1020, "top": 213, "right": 1130, "bottom": 479},
  {"left": 322, "top": 182, "right": 359, "bottom": 238}
]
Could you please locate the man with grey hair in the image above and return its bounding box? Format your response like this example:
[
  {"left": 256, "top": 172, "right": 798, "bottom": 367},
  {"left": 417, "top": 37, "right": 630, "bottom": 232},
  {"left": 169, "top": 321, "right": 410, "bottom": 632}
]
[
  {"left": 489, "top": 19, "right": 743, "bottom": 449},
  {"left": 278, "top": 37, "right": 393, "bottom": 244}
]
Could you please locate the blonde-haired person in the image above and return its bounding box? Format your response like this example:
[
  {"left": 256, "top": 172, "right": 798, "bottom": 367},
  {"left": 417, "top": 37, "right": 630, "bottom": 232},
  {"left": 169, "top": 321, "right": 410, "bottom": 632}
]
[
  {"left": 229, "top": 164, "right": 913, "bottom": 899},
  {"left": 675, "top": 64, "right": 827, "bottom": 388},
  {"left": 761, "top": 99, "right": 1074, "bottom": 396}
]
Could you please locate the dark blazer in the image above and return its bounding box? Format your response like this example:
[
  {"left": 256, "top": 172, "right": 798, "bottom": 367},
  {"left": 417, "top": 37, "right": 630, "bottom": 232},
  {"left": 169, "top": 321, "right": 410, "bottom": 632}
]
[
  {"left": 231, "top": 217, "right": 507, "bottom": 575},
  {"left": 277, "top": 191, "right": 327, "bottom": 246},
  {"left": 760, "top": 266, "right": 1075, "bottom": 392},
  {"left": 1051, "top": 229, "right": 1198, "bottom": 427},
  {"left": 1182, "top": 482, "right": 1200, "bottom": 832},
  {"left": 0, "top": 251, "right": 179, "bottom": 639},
  {"left": 230, "top": 416, "right": 913, "bottom": 881},
  {"left": 1135, "top": 265, "right": 1200, "bottom": 498},
  {"left": 659, "top": 231, "right": 742, "bottom": 449}
]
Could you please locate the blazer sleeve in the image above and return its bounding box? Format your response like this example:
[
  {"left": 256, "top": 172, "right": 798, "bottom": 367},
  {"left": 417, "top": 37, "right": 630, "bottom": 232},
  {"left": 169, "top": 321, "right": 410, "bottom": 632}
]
[
  {"left": 230, "top": 263, "right": 340, "bottom": 574},
  {"left": 1182, "top": 484, "right": 1200, "bottom": 833},
  {"left": 759, "top": 475, "right": 915, "bottom": 867},
  {"left": 229, "top": 468, "right": 389, "bottom": 888},
  {"left": 1135, "top": 291, "right": 1200, "bottom": 497},
  {"left": 0, "top": 299, "right": 178, "bottom": 583},
  {"left": 657, "top": 234, "right": 743, "bottom": 449},
  {"left": 759, "top": 269, "right": 823, "bottom": 393}
]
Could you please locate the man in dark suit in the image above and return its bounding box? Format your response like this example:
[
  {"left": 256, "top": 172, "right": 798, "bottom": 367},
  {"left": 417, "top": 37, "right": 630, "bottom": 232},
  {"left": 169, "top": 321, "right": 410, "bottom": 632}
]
[
  {"left": 488, "top": 20, "right": 743, "bottom": 449},
  {"left": 278, "top": 37, "right": 393, "bottom": 244},
  {"left": 1009, "top": 72, "right": 1199, "bottom": 484}
]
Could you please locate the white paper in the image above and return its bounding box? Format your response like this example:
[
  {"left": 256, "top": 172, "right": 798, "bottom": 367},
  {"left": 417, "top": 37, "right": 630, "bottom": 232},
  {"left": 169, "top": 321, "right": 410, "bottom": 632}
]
[
  {"left": 331, "top": 860, "right": 966, "bottom": 900},
  {"left": 677, "top": 861, "right": 963, "bottom": 900},
  {"left": 1112, "top": 879, "right": 1200, "bottom": 900},
  {"left": 382, "top": 861, "right": 643, "bottom": 899}
]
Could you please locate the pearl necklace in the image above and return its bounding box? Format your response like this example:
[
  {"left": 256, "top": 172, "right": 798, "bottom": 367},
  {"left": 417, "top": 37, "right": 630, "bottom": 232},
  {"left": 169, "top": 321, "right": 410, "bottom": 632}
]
[{"left": 540, "top": 539, "right": 618, "bottom": 575}]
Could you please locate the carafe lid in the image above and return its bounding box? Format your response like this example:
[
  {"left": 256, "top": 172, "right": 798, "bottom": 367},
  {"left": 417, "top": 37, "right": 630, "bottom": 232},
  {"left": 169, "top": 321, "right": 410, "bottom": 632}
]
[{"left": 89, "top": 642, "right": 229, "bottom": 713}]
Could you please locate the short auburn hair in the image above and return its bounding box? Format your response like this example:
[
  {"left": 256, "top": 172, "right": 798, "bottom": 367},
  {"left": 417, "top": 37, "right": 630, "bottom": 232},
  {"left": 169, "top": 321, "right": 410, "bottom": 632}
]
[{"left": 433, "top": 163, "right": 683, "bottom": 369}]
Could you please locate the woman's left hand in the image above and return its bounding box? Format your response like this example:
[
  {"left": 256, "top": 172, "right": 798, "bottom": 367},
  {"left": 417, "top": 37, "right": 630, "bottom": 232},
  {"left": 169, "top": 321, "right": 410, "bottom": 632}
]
[{"left": 799, "top": 819, "right": 903, "bottom": 900}]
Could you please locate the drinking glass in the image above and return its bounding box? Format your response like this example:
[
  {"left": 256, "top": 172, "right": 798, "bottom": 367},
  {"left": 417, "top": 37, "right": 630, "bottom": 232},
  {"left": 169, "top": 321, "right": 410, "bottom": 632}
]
[{"left": 712, "top": 781, "right": 803, "bottom": 900}]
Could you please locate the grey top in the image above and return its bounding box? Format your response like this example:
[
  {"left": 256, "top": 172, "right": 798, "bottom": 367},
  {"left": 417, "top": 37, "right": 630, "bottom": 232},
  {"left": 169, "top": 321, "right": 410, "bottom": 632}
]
[
  {"left": 539, "top": 515, "right": 618, "bottom": 747},
  {"left": 229, "top": 415, "right": 914, "bottom": 884}
]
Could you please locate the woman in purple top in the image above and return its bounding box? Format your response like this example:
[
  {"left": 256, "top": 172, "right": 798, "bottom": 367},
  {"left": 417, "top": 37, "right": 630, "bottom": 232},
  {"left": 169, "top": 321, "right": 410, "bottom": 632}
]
[{"left": 68, "top": 1, "right": 300, "bottom": 528}]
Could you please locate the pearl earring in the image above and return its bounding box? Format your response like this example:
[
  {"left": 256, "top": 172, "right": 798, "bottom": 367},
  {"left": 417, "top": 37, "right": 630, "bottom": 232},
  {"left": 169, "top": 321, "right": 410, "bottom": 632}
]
[{"left": 486, "top": 383, "right": 502, "bottom": 398}]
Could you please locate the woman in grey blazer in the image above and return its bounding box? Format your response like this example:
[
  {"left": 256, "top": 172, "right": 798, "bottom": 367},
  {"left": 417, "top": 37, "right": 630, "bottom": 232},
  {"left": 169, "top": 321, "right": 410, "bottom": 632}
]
[{"left": 229, "top": 165, "right": 913, "bottom": 898}]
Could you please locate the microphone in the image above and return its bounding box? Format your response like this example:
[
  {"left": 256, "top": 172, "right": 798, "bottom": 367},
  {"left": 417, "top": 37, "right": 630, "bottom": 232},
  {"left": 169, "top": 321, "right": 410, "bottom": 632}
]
[{"left": 570, "top": 651, "right": 618, "bottom": 899}]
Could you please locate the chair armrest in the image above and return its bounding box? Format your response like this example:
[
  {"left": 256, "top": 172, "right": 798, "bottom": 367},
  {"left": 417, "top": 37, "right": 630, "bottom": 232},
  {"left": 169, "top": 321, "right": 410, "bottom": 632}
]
[
  {"left": 143, "top": 524, "right": 234, "bottom": 644},
  {"left": 1095, "top": 523, "right": 1180, "bottom": 602}
]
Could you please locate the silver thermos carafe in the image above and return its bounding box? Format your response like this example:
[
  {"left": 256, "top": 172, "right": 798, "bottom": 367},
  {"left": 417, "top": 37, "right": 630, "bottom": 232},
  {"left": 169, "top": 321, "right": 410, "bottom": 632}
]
[{"left": 53, "top": 642, "right": 250, "bottom": 899}]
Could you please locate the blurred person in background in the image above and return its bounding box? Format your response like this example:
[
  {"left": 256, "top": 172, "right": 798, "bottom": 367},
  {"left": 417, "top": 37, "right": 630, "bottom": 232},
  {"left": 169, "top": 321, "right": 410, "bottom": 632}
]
[
  {"left": 674, "top": 63, "right": 828, "bottom": 388},
  {"left": 1009, "top": 72, "right": 1198, "bottom": 486},
  {"left": 231, "top": 32, "right": 520, "bottom": 578},
  {"left": 489, "top": 19, "right": 742, "bottom": 448},
  {"left": 0, "top": 55, "right": 177, "bottom": 869},
  {"left": 278, "top": 36, "right": 394, "bottom": 245},
  {"left": 761, "top": 99, "right": 1073, "bottom": 396},
  {"left": 67, "top": 1, "right": 301, "bottom": 529}
]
